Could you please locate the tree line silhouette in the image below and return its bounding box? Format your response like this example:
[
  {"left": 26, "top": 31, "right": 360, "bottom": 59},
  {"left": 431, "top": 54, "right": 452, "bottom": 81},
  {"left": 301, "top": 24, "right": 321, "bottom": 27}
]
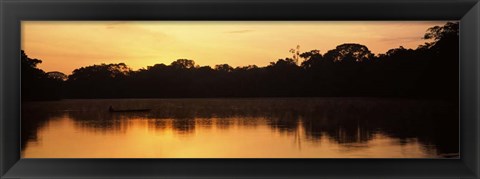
[{"left": 21, "top": 22, "right": 459, "bottom": 100}]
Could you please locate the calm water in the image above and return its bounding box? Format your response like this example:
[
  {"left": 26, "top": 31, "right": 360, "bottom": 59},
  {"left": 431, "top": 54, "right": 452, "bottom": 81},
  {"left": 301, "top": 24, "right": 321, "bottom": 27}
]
[{"left": 21, "top": 98, "right": 459, "bottom": 158}]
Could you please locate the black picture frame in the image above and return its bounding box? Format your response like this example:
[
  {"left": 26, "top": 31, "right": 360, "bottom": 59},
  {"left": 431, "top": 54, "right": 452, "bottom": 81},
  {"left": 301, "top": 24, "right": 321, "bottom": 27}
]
[{"left": 1, "top": 0, "right": 479, "bottom": 178}]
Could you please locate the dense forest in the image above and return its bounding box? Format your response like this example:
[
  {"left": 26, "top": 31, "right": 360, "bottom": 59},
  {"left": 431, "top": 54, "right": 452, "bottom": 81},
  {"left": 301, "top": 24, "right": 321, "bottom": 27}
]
[{"left": 22, "top": 22, "right": 459, "bottom": 100}]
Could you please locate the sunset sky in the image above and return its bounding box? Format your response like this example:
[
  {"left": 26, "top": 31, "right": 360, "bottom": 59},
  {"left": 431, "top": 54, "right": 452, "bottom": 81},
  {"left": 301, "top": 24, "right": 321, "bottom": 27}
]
[{"left": 22, "top": 21, "right": 449, "bottom": 74}]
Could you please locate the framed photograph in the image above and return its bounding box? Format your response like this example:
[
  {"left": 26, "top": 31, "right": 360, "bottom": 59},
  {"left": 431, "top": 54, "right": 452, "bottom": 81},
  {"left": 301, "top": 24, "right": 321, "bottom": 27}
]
[{"left": 1, "top": 0, "right": 479, "bottom": 178}]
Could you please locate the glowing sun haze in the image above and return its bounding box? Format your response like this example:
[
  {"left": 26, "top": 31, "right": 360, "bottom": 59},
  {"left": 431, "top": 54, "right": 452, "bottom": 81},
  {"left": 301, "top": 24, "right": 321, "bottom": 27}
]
[{"left": 22, "top": 21, "right": 448, "bottom": 74}]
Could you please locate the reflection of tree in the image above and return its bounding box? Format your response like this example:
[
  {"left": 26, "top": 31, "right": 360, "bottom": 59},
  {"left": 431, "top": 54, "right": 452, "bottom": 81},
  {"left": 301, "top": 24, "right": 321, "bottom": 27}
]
[
  {"left": 268, "top": 112, "right": 300, "bottom": 134},
  {"left": 22, "top": 98, "right": 458, "bottom": 156},
  {"left": 21, "top": 110, "right": 59, "bottom": 151},
  {"left": 172, "top": 118, "right": 196, "bottom": 135},
  {"left": 67, "top": 111, "right": 133, "bottom": 134}
]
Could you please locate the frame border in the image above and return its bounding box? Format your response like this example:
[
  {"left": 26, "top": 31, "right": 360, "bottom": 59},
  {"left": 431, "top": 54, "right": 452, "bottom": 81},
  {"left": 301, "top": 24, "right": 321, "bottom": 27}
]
[{"left": 1, "top": 0, "right": 479, "bottom": 178}]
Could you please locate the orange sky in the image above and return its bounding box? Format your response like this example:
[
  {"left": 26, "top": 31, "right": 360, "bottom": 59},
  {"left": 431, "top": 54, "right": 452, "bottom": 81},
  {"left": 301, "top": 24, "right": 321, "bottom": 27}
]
[{"left": 21, "top": 21, "right": 449, "bottom": 74}]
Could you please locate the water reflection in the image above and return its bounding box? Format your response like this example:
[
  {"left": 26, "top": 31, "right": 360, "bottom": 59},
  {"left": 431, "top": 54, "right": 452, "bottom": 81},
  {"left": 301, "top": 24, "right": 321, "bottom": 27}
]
[{"left": 21, "top": 98, "right": 459, "bottom": 158}]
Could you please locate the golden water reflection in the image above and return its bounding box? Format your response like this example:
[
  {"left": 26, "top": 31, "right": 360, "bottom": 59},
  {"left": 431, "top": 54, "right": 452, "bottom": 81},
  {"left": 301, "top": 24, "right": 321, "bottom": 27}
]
[
  {"left": 24, "top": 115, "right": 437, "bottom": 158},
  {"left": 21, "top": 98, "right": 458, "bottom": 158}
]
